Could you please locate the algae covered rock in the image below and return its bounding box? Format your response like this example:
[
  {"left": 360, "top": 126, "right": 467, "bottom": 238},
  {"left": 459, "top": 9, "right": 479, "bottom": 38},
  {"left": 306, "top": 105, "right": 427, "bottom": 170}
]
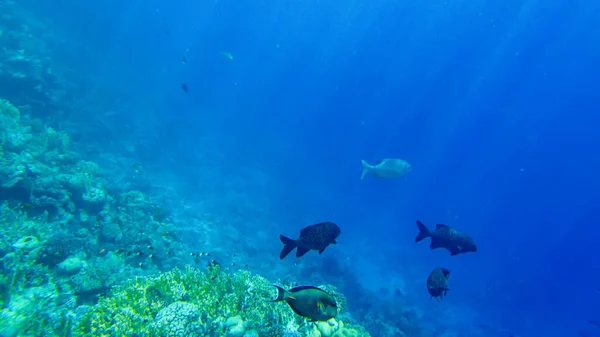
[{"left": 316, "top": 321, "right": 332, "bottom": 337}]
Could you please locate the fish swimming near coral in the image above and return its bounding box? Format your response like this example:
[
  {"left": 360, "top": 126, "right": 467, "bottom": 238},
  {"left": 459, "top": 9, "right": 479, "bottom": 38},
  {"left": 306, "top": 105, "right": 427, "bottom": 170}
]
[
  {"left": 279, "top": 222, "right": 341, "bottom": 259},
  {"left": 415, "top": 220, "right": 477, "bottom": 256},
  {"left": 360, "top": 158, "right": 411, "bottom": 180},
  {"left": 427, "top": 267, "right": 450, "bottom": 300},
  {"left": 268, "top": 285, "right": 337, "bottom": 321}
]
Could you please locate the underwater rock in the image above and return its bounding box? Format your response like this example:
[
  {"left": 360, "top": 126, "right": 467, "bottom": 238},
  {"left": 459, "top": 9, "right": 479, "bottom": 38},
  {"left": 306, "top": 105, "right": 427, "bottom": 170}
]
[
  {"left": 57, "top": 256, "right": 86, "bottom": 275},
  {"left": 225, "top": 315, "right": 246, "bottom": 337},
  {"left": 316, "top": 321, "right": 332, "bottom": 337},
  {"left": 100, "top": 221, "right": 122, "bottom": 242},
  {"left": 309, "top": 326, "right": 321, "bottom": 337},
  {"left": 332, "top": 327, "right": 361, "bottom": 337},
  {"left": 12, "top": 236, "right": 40, "bottom": 250}
]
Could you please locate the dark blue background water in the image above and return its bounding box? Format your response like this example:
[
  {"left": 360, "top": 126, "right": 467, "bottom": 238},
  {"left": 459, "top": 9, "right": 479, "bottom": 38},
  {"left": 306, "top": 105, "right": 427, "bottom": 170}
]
[{"left": 28, "top": 0, "right": 600, "bottom": 335}]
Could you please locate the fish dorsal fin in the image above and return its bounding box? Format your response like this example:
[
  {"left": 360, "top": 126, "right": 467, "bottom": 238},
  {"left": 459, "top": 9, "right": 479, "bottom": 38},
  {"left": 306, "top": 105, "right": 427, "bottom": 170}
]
[
  {"left": 435, "top": 224, "right": 449, "bottom": 230},
  {"left": 289, "top": 285, "right": 324, "bottom": 293},
  {"left": 299, "top": 226, "right": 312, "bottom": 235}
]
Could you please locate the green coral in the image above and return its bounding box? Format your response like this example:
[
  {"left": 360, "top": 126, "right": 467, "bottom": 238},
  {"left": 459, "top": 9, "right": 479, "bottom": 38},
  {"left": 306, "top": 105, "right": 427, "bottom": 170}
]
[{"left": 74, "top": 265, "right": 371, "bottom": 337}]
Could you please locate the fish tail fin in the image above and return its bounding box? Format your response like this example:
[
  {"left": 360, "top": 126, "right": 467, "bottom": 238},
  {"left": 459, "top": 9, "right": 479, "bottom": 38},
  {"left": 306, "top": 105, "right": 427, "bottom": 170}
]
[
  {"left": 279, "top": 235, "right": 296, "bottom": 259},
  {"left": 360, "top": 160, "right": 371, "bottom": 180},
  {"left": 415, "top": 220, "right": 430, "bottom": 242},
  {"left": 267, "top": 285, "right": 287, "bottom": 302}
]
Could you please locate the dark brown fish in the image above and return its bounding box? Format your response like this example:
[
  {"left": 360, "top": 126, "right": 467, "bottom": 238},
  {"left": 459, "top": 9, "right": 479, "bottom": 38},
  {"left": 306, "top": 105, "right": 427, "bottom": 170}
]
[
  {"left": 268, "top": 285, "right": 337, "bottom": 321},
  {"left": 181, "top": 83, "right": 189, "bottom": 93},
  {"left": 415, "top": 220, "right": 477, "bottom": 256},
  {"left": 427, "top": 267, "right": 450, "bottom": 300},
  {"left": 279, "top": 222, "right": 341, "bottom": 259}
]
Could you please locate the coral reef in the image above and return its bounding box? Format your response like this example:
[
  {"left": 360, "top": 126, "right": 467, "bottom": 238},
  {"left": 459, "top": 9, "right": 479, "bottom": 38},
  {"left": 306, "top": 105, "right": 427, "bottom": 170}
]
[
  {"left": 75, "top": 265, "right": 371, "bottom": 337},
  {"left": 0, "top": 97, "right": 181, "bottom": 264},
  {"left": 0, "top": 230, "right": 73, "bottom": 336},
  {"left": 0, "top": 98, "right": 187, "bottom": 335}
]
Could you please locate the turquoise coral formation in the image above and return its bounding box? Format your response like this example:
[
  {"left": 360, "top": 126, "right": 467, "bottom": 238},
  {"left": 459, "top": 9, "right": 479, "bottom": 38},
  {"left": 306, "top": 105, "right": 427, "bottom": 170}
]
[{"left": 0, "top": 97, "right": 188, "bottom": 335}]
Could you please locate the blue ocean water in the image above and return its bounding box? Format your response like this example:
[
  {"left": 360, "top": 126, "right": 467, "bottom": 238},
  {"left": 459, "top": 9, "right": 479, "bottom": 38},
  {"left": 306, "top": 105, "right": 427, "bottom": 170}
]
[{"left": 3, "top": 0, "right": 600, "bottom": 336}]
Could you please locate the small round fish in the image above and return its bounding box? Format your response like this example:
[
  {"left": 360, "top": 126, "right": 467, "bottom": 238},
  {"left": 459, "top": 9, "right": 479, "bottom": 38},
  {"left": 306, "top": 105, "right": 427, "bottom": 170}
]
[
  {"left": 427, "top": 267, "right": 450, "bottom": 300},
  {"left": 360, "top": 158, "right": 411, "bottom": 180},
  {"left": 268, "top": 285, "right": 337, "bottom": 321}
]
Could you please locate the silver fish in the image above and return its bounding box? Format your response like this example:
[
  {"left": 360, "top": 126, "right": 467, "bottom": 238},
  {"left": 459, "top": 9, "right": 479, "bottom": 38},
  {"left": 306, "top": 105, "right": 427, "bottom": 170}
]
[{"left": 360, "top": 158, "right": 412, "bottom": 180}]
